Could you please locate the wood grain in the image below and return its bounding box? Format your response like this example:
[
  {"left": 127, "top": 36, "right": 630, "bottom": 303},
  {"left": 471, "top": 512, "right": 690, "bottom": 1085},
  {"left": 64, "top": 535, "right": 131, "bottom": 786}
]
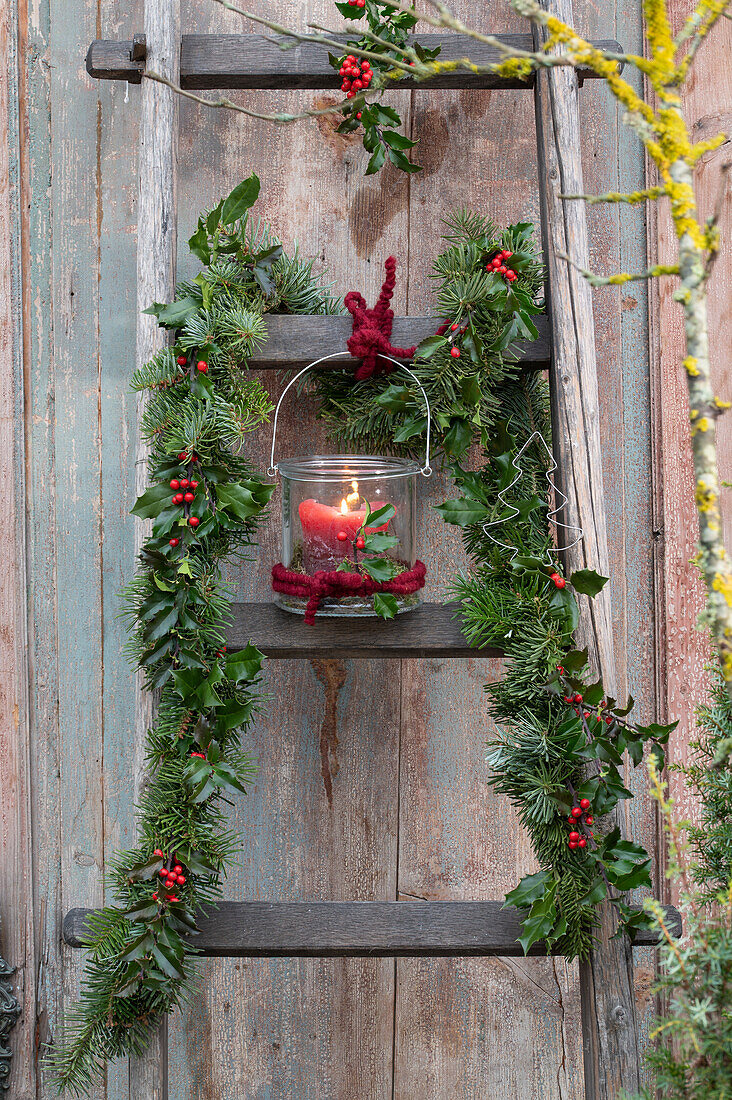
[
  {"left": 132, "top": 0, "right": 180, "bottom": 1094},
  {"left": 0, "top": 0, "right": 34, "bottom": 1090},
  {"left": 63, "top": 900, "right": 681, "bottom": 956},
  {"left": 533, "top": 1, "right": 641, "bottom": 1095},
  {"left": 242, "top": 312, "right": 550, "bottom": 370},
  {"left": 85, "top": 32, "right": 623, "bottom": 89},
  {"left": 227, "top": 602, "right": 496, "bottom": 659}
]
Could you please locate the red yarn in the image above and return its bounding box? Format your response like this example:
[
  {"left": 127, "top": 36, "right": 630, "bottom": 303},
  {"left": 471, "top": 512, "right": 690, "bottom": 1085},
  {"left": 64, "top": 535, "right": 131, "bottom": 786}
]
[
  {"left": 344, "top": 256, "right": 417, "bottom": 381},
  {"left": 272, "top": 560, "right": 427, "bottom": 624}
]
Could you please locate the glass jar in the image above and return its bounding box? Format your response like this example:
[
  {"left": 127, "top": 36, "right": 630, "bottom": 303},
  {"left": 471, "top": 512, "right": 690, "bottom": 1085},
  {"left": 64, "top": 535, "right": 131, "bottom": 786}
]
[{"left": 275, "top": 454, "right": 421, "bottom": 617}]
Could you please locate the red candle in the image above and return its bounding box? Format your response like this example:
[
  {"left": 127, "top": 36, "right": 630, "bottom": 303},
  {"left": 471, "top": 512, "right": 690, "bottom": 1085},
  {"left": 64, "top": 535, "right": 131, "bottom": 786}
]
[{"left": 298, "top": 488, "right": 391, "bottom": 574}]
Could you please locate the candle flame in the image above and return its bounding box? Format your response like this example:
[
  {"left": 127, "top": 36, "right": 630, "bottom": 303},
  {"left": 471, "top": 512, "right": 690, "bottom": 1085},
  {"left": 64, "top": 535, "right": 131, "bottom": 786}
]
[{"left": 340, "top": 480, "right": 360, "bottom": 514}]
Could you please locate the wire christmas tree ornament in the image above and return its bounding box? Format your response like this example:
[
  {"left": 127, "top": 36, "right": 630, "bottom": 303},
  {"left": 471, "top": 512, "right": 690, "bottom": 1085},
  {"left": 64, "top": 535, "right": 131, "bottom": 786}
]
[{"left": 481, "top": 429, "right": 584, "bottom": 562}]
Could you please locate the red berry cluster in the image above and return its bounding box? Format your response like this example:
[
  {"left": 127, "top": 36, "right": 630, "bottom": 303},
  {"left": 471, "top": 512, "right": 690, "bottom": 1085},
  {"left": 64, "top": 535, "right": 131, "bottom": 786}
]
[
  {"left": 340, "top": 55, "right": 372, "bottom": 99},
  {"left": 486, "top": 249, "right": 517, "bottom": 283},
  {"left": 336, "top": 531, "right": 366, "bottom": 550},
  {"left": 549, "top": 571, "right": 566, "bottom": 589},
  {"left": 152, "top": 849, "right": 187, "bottom": 902},
  {"left": 560, "top": 675, "right": 615, "bottom": 727},
  {"left": 176, "top": 354, "right": 208, "bottom": 373},
  {"left": 567, "top": 798, "right": 594, "bottom": 849},
  {"left": 167, "top": 453, "right": 203, "bottom": 535}
]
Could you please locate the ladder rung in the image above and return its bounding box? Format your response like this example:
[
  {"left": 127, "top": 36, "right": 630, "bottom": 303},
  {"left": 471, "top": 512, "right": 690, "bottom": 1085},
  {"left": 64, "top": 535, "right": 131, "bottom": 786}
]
[
  {"left": 63, "top": 900, "right": 682, "bottom": 958},
  {"left": 86, "top": 33, "right": 623, "bottom": 91},
  {"left": 245, "top": 314, "right": 550, "bottom": 372},
  {"left": 227, "top": 603, "right": 490, "bottom": 661}
]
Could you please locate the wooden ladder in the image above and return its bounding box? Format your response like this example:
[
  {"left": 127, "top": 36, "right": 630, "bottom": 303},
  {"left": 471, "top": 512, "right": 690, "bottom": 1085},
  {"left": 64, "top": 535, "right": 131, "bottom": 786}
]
[{"left": 70, "top": 4, "right": 678, "bottom": 1097}]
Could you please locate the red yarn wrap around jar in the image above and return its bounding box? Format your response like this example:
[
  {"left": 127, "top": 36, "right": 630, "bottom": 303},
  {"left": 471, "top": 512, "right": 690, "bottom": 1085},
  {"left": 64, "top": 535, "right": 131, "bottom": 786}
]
[{"left": 272, "top": 560, "right": 427, "bottom": 625}]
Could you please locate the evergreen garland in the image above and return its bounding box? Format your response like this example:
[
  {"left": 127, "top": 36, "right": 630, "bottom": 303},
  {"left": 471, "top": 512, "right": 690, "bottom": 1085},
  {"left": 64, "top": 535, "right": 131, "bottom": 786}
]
[
  {"left": 52, "top": 179, "right": 671, "bottom": 1091},
  {"left": 51, "top": 176, "right": 337, "bottom": 1095}
]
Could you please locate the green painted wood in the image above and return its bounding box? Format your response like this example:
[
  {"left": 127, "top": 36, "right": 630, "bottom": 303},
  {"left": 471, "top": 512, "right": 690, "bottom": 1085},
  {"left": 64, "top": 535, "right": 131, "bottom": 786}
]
[
  {"left": 49, "top": 0, "right": 106, "bottom": 1097},
  {"left": 21, "top": 0, "right": 60, "bottom": 1087},
  {"left": 98, "top": 4, "right": 144, "bottom": 1098}
]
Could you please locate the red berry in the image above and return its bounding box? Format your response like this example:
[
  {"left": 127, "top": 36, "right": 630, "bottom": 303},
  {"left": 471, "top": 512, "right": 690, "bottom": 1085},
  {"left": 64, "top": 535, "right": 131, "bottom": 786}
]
[
  {"left": 346, "top": 55, "right": 355, "bottom": 62},
  {"left": 179, "top": 478, "right": 190, "bottom": 488},
  {"left": 356, "top": 112, "right": 362, "bottom": 120},
  {"left": 572, "top": 807, "right": 583, "bottom": 819},
  {"left": 563, "top": 695, "right": 574, "bottom": 704},
  {"left": 353, "top": 79, "right": 363, "bottom": 90},
  {"left": 605, "top": 715, "right": 613, "bottom": 724},
  {"left": 596, "top": 714, "right": 602, "bottom": 722},
  {"left": 190, "top": 480, "right": 199, "bottom": 488},
  {"left": 578, "top": 837, "right": 587, "bottom": 848},
  {"left": 580, "top": 798, "right": 591, "bottom": 810},
  {"left": 498, "top": 265, "right": 507, "bottom": 274},
  {"left": 152, "top": 892, "right": 158, "bottom": 900},
  {"left": 503, "top": 251, "right": 513, "bottom": 259},
  {"left": 549, "top": 572, "right": 559, "bottom": 581},
  {"left": 176, "top": 874, "right": 186, "bottom": 885},
  {"left": 585, "top": 815, "right": 593, "bottom": 825},
  {"left": 554, "top": 577, "right": 566, "bottom": 588},
  {"left": 189, "top": 516, "right": 200, "bottom": 527},
  {"left": 170, "top": 479, "right": 180, "bottom": 490},
  {"left": 337, "top": 531, "right": 348, "bottom": 542},
  {"left": 450, "top": 323, "right": 459, "bottom": 331},
  {"left": 153, "top": 848, "right": 163, "bottom": 857},
  {"left": 197, "top": 361, "right": 208, "bottom": 373},
  {"left": 361, "top": 60, "right": 370, "bottom": 70},
  {"left": 346, "top": 91, "right": 355, "bottom": 99},
  {"left": 568, "top": 817, "right": 576, "bottom": 826},
  {"left": 166, "top": 894, "right": 179, "bottom": 902},
  {"left": 173, "top": 864, "right": 182, "bottom": 875},
  {"left": 355, "top": 536, "right": 365, "bottom": 550},
  {"left": 190, "top": 751, "right": 206, "bottom": 759},
  {"left": 177, "top": 355, "right": 187, "bottom": 366},
  {"left": 574, "top": 694, "right": 583, "bottom": 704},
  {"left": 568, "top": 840, "right": 578, "bottom": 849},
  {"left": 557, "top": 666, "right": 564, "bottom": 674},
  {"left": 173, "top": 493, "right": 184, "bottom": 504},
  {"left": 569, "top": 831, "right": 580, "bottom": 842},
  {"left": 341, "top": 81, "right": 350, "bottom": 92},
  {"left": 169, "top": 538, "right": 179, "bottom": 547},
  {"left": 178, "top": 452, "right": 188, "bottom": 461},
  {"left": 356, "top": 0, "right": 365, "bottom": 7},
  {"left": 583, "top": 711, "right": 590, "bottom": 719},
  {"left": 184, "top": 492, "right": 195, "bottom": 503},
  {"left": 450, "top": 347, "right": 461, "bottom": 358}
]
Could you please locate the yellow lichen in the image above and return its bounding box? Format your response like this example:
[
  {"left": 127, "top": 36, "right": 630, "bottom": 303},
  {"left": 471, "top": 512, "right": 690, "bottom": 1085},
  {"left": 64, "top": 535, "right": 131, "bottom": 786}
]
[
  {"left": 713, "top": 572, "right": 732, "bottom": 608},
  {"left": 696, "top": 479, "right": 717, "bottom": 509},
  {"left": 684, "top": 356, "right": 700, "bottom": 376}
]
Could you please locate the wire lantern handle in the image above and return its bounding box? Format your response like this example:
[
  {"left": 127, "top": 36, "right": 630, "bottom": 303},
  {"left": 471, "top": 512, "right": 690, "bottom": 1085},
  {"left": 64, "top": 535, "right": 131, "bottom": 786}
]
[
  {"left": 268, "top": 352, "right": 433, "bottom": 478},
  {"left": 481, "top": 430, "right": 584, "bottom": 561}
]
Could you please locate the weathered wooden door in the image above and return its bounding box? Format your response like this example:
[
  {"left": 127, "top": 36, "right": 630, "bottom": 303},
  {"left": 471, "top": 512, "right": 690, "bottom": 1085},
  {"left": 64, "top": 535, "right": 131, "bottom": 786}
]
[{"left": 3, "top": 0, "right": 663, "bottom": 1095}]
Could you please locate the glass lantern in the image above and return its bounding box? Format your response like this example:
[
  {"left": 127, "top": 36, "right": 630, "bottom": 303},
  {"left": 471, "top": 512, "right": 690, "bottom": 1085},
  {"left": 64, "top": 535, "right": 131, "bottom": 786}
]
[
  {"left": 275, "top": 455, "right": 422, "bottom": 617},
  {"left": 268, "top": 352, "right": 432, "bottom": 619}
]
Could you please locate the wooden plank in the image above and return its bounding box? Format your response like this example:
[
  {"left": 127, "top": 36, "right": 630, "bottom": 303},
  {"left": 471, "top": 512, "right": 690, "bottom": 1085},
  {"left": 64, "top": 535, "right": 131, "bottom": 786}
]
[
  {"left": 85, "top": 32, "right": 624, "bottom": 88},
  {"left": 226, "top": 603, "right": 494, "bottom": 659},
  {"left": 532, "top": 1, "right": 642, "bottom": 1096},
  {"left": 243, "top": 313, "right": 550, "bottom": 370},
  {"left": 63, "top": 900, "right": 681, "bottom": 955},
  {"left": 0, "top": 0, "right": 33, "bottom": 1090},
  {"left": 131, "top": 0, "right": 180, "bottom": 1095}
]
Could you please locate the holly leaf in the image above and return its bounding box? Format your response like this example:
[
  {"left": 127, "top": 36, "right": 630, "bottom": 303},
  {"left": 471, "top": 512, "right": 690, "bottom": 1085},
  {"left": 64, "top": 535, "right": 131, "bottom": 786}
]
[
  {"left": 504, "top": 870, "right": 553, "bottom": 910},
  {"left": 216, "top": 483, "right": 268, "bottom": 522},
  {"left": 375, "top": 384, "right": 411, "bottom": 412},
  {"left": 381, "top": 129, "right": 416, "bottom": 151},
  {"left": 143, "top": 296, "right": 200, "bottom": 328},
  {"left": 220, "top": 174, "right": 260, "bottom": 225},
  {"left": 188, "top": 223, "right": 211, "bottom": 265},
  {"left": 365, "top": 144, "right": 387, "bottom": 175},
  {"left": 360, "top": 557, "right": 399, "bottom": 582},
  {"left": 374, "top": 592, "right": 399, "bottom": 619},
  {"left": 415, "top": 334, "right": 447, "bottom": 359},
  {"left": 363, "top": 532, "right": 399, "bottom": 553},
  {"left": 365, "top": 502, "right": 396, "bottom": 528},
  {"left": 570, "top": 569, "right": 609, "bottom": 598},
  {"left": 132, "top": 483, "right": 175, "bottom": 520},
  {"left": 224, "top": 642, "right": 265, "bottom": 684},
  {"left": 434, "top": 498, "right": 489, "bottom": 526},
  {"left": 442, "top": 417, "right": 473, "bottom": 456}
]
